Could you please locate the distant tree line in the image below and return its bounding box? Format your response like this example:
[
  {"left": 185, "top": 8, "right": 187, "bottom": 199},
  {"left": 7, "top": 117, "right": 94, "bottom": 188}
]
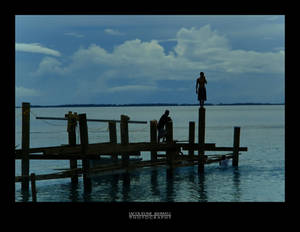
[{"left": 15, "top": 102, "right": 284, "bottom": 108}]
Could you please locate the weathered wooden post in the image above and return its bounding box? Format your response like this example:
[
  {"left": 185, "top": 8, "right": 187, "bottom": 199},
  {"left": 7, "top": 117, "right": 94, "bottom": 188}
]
[
  {"left": 78, "top": 113, "right": 91, "bottom": 193},
  {"left": 232, "top": 127, "right": 241, "bottom": 167},
  {"left": 30, "top": 173, "right": 37, "bottom": 202},
  {"left": 66, "top": 111, "right": 78, "bottom": 185},
  {"left": 198, "top": 107, "right": 206, "bottom": 173},
  {"left": 120, "top": 115, "right": 130, "bottom": 168},
  {"left": 109, "top": 121, "right": 118, "bottom": 163},
  {"left": 166, "top": 121, "right": 174, "bottom": 166},
  {"left": 188, "top": 121, "right": 195, "bottom": 160},
  {"left": 21, "top": 102, "right": 30, "bottom": 192},
  {"left": 150, "top": 120, "right": 158, "bottom": 162}
]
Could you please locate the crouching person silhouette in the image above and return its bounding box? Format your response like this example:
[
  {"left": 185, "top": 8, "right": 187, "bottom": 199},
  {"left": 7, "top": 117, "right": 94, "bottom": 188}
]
[{"left": 157, "top": 110, "right": 172, "bottom": 143}]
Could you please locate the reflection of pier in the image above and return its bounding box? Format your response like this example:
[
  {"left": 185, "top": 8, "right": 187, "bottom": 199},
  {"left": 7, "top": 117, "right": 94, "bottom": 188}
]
[
  {"left": 63, "top": 166, "right": 242, "bottom": 202},
  {"left": 15, "top": 102, "right": 247, "bottom": 201}
]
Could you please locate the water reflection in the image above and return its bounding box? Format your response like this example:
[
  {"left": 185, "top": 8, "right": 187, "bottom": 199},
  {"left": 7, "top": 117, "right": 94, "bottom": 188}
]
[
  {"left": 83, "top": 191, "right": 91, "bottom": 202},
  {"left": 21, "top": 189, "right": 30, "bottom": 202},
  {"left": 166, "top": 168, "right": 175, "bottom": 202},
  {"left": 69, "top": 182, "right": 79, "bottom": 202},
  {"left": 232, "top": 167, "right": 241, "bottom": 202},
  {"left": 187, "top": 167, "right": 195, "bottom": 183},
  {"left": 150, "top": 170, "right": 160, "bottom": 196},
  {"left": 19, "top": 165, "right": 242, "bottom": 202},
  {"left": 110, "top": 174, "right": 120, "bottom": 201},
  {"left": 119, "top": 172, "right": 130, "bottom": 201},
  {"left": 197, "top": 173, "right": 208, "bottom": 202}
]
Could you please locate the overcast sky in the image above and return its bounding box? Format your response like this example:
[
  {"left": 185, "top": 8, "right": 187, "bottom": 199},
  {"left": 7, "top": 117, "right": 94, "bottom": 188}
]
[{"left": 15, "top": 15, "right": 285, "bottom": 105}]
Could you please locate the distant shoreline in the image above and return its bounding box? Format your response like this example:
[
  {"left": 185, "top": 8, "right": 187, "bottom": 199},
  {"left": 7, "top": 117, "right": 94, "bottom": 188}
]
[{"left": 15, "top": 103, "right": 285, "bottom": 108}]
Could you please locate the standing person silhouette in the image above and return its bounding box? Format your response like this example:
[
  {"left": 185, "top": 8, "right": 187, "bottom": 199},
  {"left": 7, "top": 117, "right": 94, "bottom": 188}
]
[{"left": 196, "top": 72, "right": 207, "bottom": 107}]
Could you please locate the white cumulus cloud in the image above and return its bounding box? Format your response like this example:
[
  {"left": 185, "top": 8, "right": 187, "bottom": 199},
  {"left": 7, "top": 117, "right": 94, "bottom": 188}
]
[
  {"left": 31, "top": 25, "right": 284, "bottom": 90},
  {"left": 15, "top": 43, "right": 61, "bottom": 56},
  {"left": 104, "top": 28, "right": 124, "bottom": 36},
  {"left": 32, "top": 56, "right": 65, "bottom": 76}
]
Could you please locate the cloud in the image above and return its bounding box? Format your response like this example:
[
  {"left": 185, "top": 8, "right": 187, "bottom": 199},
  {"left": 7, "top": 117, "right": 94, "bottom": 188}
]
[
  {"left": 227, "top": 22, "right": 284, "bottom": 41},
  {"left": 31, "top": 25, "right": 284, "bottom": 99},
  {"left": 107, "top": 85, "right": 158, "bottom": 93},
  {"left": 174, "top": 25, "right": 231, "bottom": 58},
  {"left": 66, "top": 26, "right": 283, "bottom": 81},
  {"left": 16, "top": 86, "right": 40, "bottom": 98},
  {"left": 65, "top": 39, "right": 189, "bottom": 82},
  {"left": 104, "top": 28, "right": 124, "bottom": 36},
  {"left": 15, "top": 43, "right": 61, "bottom": 56},
  {"left": 173, "top": 25, "right": 284, "bottom": 75},
  {"left": 64, "top": 32, "right": 85, "bottom": 38},
  {"left": 32, "top": 56, "right": 65, "bottom": 76}
]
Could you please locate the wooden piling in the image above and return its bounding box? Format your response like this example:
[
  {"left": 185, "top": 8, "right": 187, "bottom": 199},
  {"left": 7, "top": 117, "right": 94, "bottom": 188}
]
[
  {"left": 198, "top": 107, "right": 206, "bottom": 173},
  {"left": 78, "top": 113, "right": 91, "bottom": 192},
  {"left": 166, "top": 121, "right": 174, "bottom": 166},
  {"left": 30, "top": 173, "right": 37, "bottom": 202},
  {"left": 232, "top": 127, "right": 241, "bottom": 167},
  {"left": 150, "top": 120, "right": 158, "bottom": 162},
  {"left": 21, "top": 102, "right": 30, "bottom": 192},
  {"left": 109, "top": 121, "right": 118, "bottom": 163},
  {"left": 120, "top": 115, "right": 129, "bottom": 167},
  {"left": 188, "top": 121, "right": 195, "bottom": 160},
  {"left": 66, "top": 111, "right": 78, "bottom": 185}
]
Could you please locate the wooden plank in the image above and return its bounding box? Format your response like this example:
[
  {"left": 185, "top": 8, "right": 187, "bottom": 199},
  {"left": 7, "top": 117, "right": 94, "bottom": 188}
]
[
  {"left": 15, "top": 154, "right": 100, "bottom": 160},
  {"left": 30, "top": 173, "right": 37, "bottom": 202},
  {"left": 16, "top": 170, "right": 83, "bottom": 182},
  {"left": 36, "top": 116, "right": 67, "bottom": 121},
  {"left": 188, "top": 121, "right": 195, "bottom": 158},
  {"left": 16, "top": 160, "right": 168, "bottom": 182},
  {"left": 78, "top": 113, "right": 91, "bottom": 192},
  {"left": 66, "top": 111, "right": 78, "bottom": 185},
  {"left": 232, "top": 127, "right": 241, "bottom": 167},
  {"left": 15, "top": 145, "right": 74, "bottom": 155},
  {"left": 150, "top": 120, "right": 158, "bottom": 161},
  {"left": 15, "top": 142, "right": 114, "bottom": 155},
  {"left": 16, "top": 142, "right": 246, "bottom": 157},
  {"left": 120, "top": 115, "right": 129, "bottom": 167},
  {"left": 21, "top": 102, "right": 30, "bottom": 192},
  {"left": 205, "top": 146, "right": 247, "bottom": 151},
  {"left": 166, "top": 121, "right": 175, "bottom": 166},
  {"left": 14, "top": 142, "right": 216, "bottom": 154},
  {"left": 15, "top": 142, "right": 247, "bottom": 159},
  {"left": 198, "top": 107, "right": 205, "bottom": 147},
  {"left": 198, "top": 107, "right": 205, "bottom": 173},
  {"left": 36, "top": 116, "right": 147, "bottom": 124},
  {"left": 15, "top": 152, "right": 245, "bottom": 183},
  {"left": 88, "top": 118, "right": 147, "bottom": 124},
  {"left": 15, "top": 152, "right": 141, "bottom": 160},
  {"left": 109, "top": 121, "right": 118, "bottom": 162},
  {"left": 158, "top": 152, "right": 235, "bottom": 158}
]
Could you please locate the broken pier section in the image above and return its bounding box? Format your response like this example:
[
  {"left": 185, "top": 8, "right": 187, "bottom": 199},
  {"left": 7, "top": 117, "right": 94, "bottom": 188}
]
[{"left": 15, "top": 102, "right": 247, "bottom": 199}]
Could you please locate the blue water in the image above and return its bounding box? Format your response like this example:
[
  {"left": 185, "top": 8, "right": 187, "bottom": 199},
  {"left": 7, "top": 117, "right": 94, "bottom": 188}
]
[{"left": 14, "top": 105, "right": 285, "bottom": 202}]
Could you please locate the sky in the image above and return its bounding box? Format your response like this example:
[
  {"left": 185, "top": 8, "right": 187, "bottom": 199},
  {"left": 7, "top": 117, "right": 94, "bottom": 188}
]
[{"left": 15, "top": 15, "right": 285, "bottom": 105}]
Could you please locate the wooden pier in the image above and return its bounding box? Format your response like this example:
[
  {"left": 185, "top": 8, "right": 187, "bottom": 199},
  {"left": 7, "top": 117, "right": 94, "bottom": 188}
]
[{"left": 15, "top": 102, "right": 248, "bottom": 199}]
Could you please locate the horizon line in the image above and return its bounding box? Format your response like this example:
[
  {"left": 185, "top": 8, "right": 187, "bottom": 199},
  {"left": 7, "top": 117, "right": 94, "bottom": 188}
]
[{"left": 15, "top": 102, "right": 285, "bottom": 108}]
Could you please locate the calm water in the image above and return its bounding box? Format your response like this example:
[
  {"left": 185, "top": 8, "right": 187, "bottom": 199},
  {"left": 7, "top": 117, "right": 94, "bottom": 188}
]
[{"left": 14, "top": 105, "right": 285, "bottom": 202}]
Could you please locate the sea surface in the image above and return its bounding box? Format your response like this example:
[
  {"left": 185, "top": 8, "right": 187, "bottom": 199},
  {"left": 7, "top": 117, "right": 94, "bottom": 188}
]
[{"left": 14, "top": 105, "right": 285, "bottom": 202}]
